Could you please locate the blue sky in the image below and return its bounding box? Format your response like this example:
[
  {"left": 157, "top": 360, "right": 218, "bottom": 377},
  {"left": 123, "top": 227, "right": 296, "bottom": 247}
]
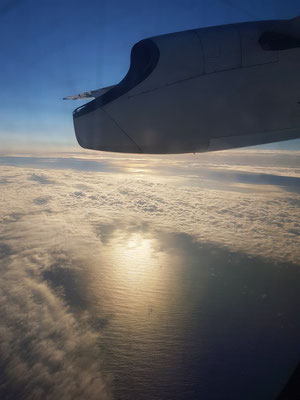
[{"left": 1, "top": 0, "right": 300, "bottom": 151}]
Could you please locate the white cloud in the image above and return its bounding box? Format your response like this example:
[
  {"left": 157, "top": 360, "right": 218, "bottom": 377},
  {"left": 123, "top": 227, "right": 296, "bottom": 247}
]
[
  {"left": 0, "top": 150, "right": 299, "bottom": 265},
  {"left": 0, "top": 240, "right": 111, "bottom": 399}
]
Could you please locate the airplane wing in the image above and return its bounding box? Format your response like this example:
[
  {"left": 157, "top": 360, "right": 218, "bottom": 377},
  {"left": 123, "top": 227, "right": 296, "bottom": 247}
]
[
  {"left": 68, "top": 16, "right": 300, "bottom": 154},
  {"left": 63, "top": 85, "right": 116, "bottom": 100}
]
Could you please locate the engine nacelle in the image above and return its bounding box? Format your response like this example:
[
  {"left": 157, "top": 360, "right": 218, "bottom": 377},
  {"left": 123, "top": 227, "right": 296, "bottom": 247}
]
[{"left": 69, "top": 17, "right": 300, "bottom": 154}]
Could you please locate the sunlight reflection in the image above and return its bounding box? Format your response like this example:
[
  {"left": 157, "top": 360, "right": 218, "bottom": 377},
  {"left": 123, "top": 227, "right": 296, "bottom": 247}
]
[{"left": 87, "top": 228, "right": 185, "bottom": 340}]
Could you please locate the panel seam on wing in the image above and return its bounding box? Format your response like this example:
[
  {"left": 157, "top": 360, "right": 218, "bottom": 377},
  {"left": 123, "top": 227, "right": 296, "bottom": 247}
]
[
  {"left": 101, "top": 108, "right": 143, "bottom": 153},
  {"left": 127, "top": 60, "right": 278, "bottom": 99}
]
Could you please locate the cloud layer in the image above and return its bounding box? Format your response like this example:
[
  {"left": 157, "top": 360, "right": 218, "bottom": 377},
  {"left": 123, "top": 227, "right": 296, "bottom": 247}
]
[
  {"left": 0, "top": 149, "right": 299, "bottom": 399},
  {"left": 1, "top": 150, "right": 299, "bottom": 264}
]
